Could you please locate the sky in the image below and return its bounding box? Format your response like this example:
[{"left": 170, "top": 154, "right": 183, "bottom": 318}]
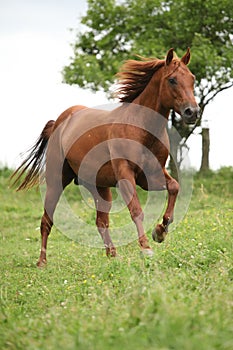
[{"left": 0, "top": 0, "right": 232, "bottom": 170}]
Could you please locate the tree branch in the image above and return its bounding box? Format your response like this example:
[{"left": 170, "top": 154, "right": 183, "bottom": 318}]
[{"left": 203, "top": 82, "right": 233, "bottom": 107}]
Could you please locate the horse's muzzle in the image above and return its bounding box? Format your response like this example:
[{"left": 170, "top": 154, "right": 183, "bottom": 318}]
[{"left": 182, "top": 106, "right": 200, "bottom": 124}]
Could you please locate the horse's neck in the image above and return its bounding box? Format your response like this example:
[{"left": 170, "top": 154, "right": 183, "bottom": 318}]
[
  {"left": 129, "top": 69, "right": 169, "bottom": 139},
  {"left": 133, "top": 69, "right": 170, "bottom": 119}
]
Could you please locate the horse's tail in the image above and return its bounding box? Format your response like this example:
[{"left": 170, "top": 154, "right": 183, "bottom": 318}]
[{"left": 11, "top": 120, "right": 55, "bottom": 191}]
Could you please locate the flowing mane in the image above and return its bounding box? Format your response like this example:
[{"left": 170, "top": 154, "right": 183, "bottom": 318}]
[{"left": 116, "top": 57, "right": 165, "bottom": 103}]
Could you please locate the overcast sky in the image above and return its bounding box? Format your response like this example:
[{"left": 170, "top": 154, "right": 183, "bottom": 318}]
[{"left": 0, "top": 0, "right": 232, "bottom": 170}]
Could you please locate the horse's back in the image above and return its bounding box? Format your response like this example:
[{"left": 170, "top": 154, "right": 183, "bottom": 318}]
[{"left": 53, "top": 105, "right": 87, "bottom": 131}]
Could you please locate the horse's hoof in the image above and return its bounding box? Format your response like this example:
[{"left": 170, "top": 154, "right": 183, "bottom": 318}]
[
  {"left": 140, "top": 248, "right": 154, "bottom": 257},
  {"left": 106, "top": 247, "right": 117, "bottom": 257},
  {"left": 36, "top": 259, "right": 47, "bottom": 268},
  {"left": 152, "top": 224, "right": 166, "bottom": 243}
]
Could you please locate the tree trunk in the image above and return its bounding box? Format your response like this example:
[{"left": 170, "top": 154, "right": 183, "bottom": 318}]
[{"left": 200, "top": 127, "right": 210, "bottom": 172}]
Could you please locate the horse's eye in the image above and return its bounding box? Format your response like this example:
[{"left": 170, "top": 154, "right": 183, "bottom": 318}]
[{"left": 169, "top": 77, "right": 177, "bottom": 85}]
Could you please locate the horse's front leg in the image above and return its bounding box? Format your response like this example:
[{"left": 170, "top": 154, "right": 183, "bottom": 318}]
[
  {"left": 152, "top": 169, "right": 179, "bottom": 243},
  {"left": 112, "top": 160, "right": 153, "bottom": 256}
]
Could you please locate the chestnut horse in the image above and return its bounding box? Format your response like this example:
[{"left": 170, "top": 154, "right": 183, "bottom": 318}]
[{"left": 12, "top": 48, "right": 199, "bottom": 266}]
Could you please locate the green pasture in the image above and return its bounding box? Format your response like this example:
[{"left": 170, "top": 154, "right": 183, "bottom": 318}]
[{"left": 0, "top": 167, "right": 233, "bottom": 350}]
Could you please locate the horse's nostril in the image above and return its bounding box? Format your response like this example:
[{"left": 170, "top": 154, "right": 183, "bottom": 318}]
[
  {"left": 184, "top": 107, "right": 193, "bottom": 116},
  {"left": 182, "top": 106, "right": 198, "bottom": 124}
]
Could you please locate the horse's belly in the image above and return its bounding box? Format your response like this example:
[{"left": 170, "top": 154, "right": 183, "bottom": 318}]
[
  {"left": 136, "top": 167, "right": 167, "bottom": 191},
  {"left": 67, "top": 140, "right": 117, "bottom": 187},
  {"left": 72, "top": 161, "right": 117, "bottom": 188}
]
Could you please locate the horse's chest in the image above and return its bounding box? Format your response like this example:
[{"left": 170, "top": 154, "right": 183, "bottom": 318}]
[
  {"left": 135, "top": 143, "right": 169, "bottom": 191},
  {"left": 140, "top": 139, "right": 169, "bottom": 169}
]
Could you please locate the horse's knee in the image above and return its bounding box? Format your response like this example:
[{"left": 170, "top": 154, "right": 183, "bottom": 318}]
[{"left": 167, "top": 178, "right": 179, "bottom": 195}]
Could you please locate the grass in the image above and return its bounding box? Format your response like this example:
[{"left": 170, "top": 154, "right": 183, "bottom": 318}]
[{"left": 0, "top": 167, "right": 233, "bottom": 350}]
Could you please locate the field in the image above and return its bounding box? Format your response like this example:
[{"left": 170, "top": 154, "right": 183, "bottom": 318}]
[{"left": 1, "top": 167, "right": 233, "bottom": 350}]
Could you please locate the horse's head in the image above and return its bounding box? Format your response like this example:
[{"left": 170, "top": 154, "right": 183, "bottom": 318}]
[{"left": 161, "top": 48, "right": 199, "bottom": 124}]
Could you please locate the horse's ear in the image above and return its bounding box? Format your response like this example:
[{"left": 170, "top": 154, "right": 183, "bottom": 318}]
[
  {"left": 166, "top": 48, "right": 174, "bottom": 66},
  {"left": 181, "top": 47, "right": 191, "bottom": 65}
]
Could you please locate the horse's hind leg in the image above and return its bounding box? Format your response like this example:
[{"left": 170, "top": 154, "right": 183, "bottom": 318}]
[
  {"left": 89, "top": 186, "right": 116, "bottom": 257},
  {"left": 37, "top": 160, "right": 75, "bottom": 267},
  {"left": 38, "top": 189, "right": 58, "bottom": 267}
]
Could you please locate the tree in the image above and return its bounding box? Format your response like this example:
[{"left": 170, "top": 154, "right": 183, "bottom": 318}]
[{"left": 63, "top": 0, "right": 233, "bottom": 170}]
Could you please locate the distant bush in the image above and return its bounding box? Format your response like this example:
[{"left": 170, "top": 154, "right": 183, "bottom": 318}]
[
  {"left": 0, "top": 166, "right": 13, "bottom": 178},
  {"left": 194, "top": 167, "right": 233, "bottom": 196}
]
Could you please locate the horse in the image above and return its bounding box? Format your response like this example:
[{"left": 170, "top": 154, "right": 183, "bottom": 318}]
[{"left": 11, "top": 48, "right": 199, "bottom": 267}]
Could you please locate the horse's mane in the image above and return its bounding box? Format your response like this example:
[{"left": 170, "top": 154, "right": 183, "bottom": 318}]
[{"left": 115, "top": 56, "right": 165, "bottom": 103}]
